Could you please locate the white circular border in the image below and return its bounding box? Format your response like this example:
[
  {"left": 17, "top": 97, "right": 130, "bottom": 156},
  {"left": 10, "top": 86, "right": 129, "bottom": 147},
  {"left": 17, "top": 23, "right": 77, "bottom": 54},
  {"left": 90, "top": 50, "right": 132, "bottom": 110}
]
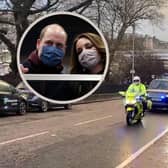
[{"left": 17, "top": 11, "right": 110, "bottom": 104}]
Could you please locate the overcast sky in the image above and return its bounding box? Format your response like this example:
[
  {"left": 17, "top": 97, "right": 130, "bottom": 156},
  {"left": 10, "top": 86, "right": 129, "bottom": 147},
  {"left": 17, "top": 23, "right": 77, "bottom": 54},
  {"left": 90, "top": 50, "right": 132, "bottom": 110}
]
[
  {"left": 1, "top": 0, "right": 168, "bottom": 41},
  {"left": 135, "top": 4, "right": 168, "bottom": 42}
]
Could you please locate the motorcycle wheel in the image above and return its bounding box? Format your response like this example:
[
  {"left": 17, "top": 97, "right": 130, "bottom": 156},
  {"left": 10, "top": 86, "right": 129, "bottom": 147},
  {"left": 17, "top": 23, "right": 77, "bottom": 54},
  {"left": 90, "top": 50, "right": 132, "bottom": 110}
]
[
  {"left": 126, "top": 111, "right": 134, "bottom": 126},
  {"left": 137, "top": 118, "right": 142, "bottom": 124}
]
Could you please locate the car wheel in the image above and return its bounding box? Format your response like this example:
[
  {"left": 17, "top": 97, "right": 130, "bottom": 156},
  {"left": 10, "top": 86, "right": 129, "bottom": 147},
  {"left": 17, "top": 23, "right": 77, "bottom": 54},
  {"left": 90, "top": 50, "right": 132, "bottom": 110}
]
[
  {"left": 40, "top": 101, "right": 48, "bottom": 112},
  {"left": 64, "top": 104, "right": 72, "bottom": 110},
  {"left": 17, "top": 101, "right": 26, "bottom": 115}
]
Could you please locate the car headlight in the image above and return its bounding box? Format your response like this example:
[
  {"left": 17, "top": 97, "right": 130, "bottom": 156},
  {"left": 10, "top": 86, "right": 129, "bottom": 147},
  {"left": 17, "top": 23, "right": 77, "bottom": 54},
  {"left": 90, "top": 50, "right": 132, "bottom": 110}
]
[
  {"left": 3, "top": 97, "right": 8, "bottom": 104},
  {"left": 21, "top": 94, "right": 28, "bottom": 99}
]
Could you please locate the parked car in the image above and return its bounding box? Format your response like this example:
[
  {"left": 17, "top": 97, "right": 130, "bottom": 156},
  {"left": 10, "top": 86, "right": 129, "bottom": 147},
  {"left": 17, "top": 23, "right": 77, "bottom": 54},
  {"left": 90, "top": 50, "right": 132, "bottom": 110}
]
[
  {"left": 16, "top": 82, "right": 72, "bottom": 112},
  {"left": 147, "top": 78, "right": 168, "bottom": 110},
  {"left": 0, "top": 80, "right": 27, "bottom": 115}
]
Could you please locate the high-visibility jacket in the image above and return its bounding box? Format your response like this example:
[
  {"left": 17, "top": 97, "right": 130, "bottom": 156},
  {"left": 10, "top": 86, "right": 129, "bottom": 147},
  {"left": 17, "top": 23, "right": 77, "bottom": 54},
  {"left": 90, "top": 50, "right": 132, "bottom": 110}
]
[{"left": 126, "top": 83, "right": 147, "bottom": 96}]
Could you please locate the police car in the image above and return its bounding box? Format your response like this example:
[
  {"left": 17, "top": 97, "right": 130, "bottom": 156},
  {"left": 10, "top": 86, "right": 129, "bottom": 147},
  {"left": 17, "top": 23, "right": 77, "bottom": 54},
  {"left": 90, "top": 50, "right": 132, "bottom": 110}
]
[
  {"left": 0, "top": 80, "right": 27, "bottom": 115},
  {"left": 147, "top": 78, "right": 168, "bottom": 110}
]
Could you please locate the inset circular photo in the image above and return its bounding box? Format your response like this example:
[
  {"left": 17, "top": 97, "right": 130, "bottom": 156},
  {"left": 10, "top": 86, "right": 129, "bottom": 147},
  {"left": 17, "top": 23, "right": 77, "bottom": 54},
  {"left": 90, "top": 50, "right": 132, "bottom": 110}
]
[{"left": 17, "top": 12, "right": 109, "bottom": 104}]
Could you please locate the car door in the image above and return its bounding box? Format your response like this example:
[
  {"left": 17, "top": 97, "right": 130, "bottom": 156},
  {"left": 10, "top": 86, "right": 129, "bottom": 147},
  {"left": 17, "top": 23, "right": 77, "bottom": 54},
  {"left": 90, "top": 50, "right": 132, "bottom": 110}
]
[{"left": 6, "top": 86, "right": 21, "bottom": 108}]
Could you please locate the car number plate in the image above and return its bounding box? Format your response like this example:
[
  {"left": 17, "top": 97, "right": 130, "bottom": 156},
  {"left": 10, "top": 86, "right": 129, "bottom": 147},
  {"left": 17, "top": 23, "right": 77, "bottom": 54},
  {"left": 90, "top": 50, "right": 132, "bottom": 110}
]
[
  {"left": 11, "top": 103, "right": 17, "bottom": 106},
  {"left": 152, "top": 98, "right": 161, "bottom": 101}
]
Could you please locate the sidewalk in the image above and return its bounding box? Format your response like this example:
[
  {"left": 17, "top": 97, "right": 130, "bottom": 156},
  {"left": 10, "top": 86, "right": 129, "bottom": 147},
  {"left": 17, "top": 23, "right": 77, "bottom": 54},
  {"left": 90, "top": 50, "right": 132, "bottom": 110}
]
[{"left": 74, "top": 93, "right": 121, "bottom": 104}]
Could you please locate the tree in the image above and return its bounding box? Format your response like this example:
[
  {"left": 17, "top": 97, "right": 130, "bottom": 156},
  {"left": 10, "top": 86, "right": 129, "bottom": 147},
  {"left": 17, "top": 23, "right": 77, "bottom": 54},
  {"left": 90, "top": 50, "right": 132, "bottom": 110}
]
[
  {"left": 84, "top": 0, "right": 166, "bottom": 77},
  {"left": 134, "top": 53, "right": 165, "bottom": 84},
  {"left": 108, "top": 34, "right": 166, "bottom": 85},
  {"left": 0, "top": 0, "right": 94, "bottom": 72},
  {"left": 0, "top": 0, "right": 166, "bottom": 79}
]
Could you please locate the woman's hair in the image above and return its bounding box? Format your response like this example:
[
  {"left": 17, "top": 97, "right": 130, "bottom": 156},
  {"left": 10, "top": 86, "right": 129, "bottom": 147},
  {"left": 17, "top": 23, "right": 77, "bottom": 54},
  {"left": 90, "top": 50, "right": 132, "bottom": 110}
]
[{"left": 70, "top": 32, "right": 106, "bottom": 74}]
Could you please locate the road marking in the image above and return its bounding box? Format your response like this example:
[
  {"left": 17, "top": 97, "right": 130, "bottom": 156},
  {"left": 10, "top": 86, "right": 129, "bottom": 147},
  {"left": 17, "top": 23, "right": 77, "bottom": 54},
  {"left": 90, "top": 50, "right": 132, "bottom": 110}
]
[
  {"left": 74, "top": 115, "right": 113, "bottom": 126},
  {"left": 0, "top": 131, "right": 49, "bottom": 146},
  {"left": 115, "top": 127, "right": 168, "bottom": 168}
]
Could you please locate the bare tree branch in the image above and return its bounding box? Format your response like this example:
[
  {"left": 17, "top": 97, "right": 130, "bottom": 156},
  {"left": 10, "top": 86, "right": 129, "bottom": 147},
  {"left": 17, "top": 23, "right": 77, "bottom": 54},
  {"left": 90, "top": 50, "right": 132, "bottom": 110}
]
[
  {"left": 0, "top": 17, "right": 15, "bottom": 25},
  {"left": 67, "top": 0, "right": 94, "bottom": 12},
  {"left": 29, "top": 0, "right": 60, "bottom": 14},
  {"left": 0, "top": 31, "right": 16, "bottom": 54},
  {"left": 78, "top": 3, "right": 91, "bottom": 14}
]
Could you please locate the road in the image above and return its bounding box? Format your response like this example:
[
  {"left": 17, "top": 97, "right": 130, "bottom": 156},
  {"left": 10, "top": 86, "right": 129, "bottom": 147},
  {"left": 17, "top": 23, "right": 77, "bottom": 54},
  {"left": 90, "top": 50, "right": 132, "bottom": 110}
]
[{"left": 0, "top": 99, "right": 168, "bottom": 168}]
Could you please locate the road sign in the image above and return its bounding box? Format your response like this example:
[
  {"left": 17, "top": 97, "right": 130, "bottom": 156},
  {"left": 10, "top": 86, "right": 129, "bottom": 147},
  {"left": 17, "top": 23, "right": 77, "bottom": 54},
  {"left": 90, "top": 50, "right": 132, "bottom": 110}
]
[{"left": 130, "top": 69, "right": 135, "bottom": 74}]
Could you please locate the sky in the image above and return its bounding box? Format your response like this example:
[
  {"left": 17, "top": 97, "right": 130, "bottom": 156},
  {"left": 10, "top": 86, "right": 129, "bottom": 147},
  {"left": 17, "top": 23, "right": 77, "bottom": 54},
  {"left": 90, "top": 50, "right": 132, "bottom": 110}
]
[
  {"left": 0, "top": 0, "right": 168, "bottom": 41},
  {"left": 135, "top": 4, "right": 168, "bottom": 42}
]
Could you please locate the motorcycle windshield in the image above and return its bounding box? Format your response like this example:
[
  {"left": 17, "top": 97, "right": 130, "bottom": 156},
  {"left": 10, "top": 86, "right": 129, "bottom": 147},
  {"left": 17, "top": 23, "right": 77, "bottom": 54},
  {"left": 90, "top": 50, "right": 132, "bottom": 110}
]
[
  {"left": 125, "top": 93, "right": 136, "bottom": 104},
  {"left": 126, "top": 93, "right": 136, "bottom": 100}
]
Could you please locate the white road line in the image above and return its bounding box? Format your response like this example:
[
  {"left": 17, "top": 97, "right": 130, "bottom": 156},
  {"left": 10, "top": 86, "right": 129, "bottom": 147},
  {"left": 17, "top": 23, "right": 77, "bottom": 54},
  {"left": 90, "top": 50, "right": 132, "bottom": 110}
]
[
  {"left": 115, "top": 127, "right": 168, "bottom": 168},
  {"left": 0, "top": 131, "right": 49, "bottom": 146},
  {"left": 74, "top": 115, "right": 113, "bottom": 126}
]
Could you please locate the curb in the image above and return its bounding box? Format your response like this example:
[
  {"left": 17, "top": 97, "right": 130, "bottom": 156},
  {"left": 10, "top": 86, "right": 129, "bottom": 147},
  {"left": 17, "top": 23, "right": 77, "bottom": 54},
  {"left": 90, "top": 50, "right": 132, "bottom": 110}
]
[{"left": 73, "top": 96, "right": 121, "bottom": 105}]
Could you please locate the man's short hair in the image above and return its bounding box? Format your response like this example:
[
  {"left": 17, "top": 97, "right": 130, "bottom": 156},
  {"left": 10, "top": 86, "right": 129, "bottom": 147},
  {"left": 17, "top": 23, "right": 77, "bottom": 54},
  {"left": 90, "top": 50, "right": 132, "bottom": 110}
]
[{"left": 39, "top": 24, "right": 67, "bottom": 40}]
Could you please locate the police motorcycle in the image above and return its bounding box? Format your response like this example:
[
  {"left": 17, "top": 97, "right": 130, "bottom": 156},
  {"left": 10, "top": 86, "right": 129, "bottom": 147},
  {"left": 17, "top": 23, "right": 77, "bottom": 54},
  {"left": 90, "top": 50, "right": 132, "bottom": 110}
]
[{"left": 119, "top": 91, "right": 152, "bottom": 126}]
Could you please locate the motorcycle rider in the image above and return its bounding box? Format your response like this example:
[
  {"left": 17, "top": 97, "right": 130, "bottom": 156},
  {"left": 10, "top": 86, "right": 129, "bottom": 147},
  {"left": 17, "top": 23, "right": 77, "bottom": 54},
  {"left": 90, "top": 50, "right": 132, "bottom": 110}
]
[{"left": 126, "top": 76, "right": 147, "bottom": 116}]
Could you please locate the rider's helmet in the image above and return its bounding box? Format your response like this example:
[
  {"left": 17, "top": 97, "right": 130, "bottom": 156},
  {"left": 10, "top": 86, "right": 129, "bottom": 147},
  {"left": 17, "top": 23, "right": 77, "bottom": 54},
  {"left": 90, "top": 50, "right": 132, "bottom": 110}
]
[{"left": 133, "top": 76, "right": 141, "bottom": 85}]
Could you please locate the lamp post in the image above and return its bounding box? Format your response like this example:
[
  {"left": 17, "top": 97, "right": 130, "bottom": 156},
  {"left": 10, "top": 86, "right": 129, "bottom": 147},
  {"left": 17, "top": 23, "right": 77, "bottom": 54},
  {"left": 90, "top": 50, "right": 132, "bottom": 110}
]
[{"left": 131, "top": 24, "right": 135, "bottom": 82}]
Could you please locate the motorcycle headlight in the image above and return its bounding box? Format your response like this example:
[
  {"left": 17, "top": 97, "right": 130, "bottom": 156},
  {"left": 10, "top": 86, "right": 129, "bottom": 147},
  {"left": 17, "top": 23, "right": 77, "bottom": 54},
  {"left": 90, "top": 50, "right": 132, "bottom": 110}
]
[{"left": 125, "top": 100, "right": 136, "bottom": 104}]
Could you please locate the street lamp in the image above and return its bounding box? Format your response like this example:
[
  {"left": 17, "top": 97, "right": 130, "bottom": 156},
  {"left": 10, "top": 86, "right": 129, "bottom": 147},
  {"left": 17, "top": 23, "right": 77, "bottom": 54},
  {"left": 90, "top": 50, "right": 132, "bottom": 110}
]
[{"left": 130, "top": 24, "right": 135, "bottom": 82}]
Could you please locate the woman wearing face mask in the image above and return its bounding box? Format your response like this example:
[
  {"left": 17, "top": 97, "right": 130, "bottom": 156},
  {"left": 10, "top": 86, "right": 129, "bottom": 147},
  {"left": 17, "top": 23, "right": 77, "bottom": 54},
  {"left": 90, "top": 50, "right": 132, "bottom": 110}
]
[
  {"left": 71, "top": 32, "right": 106, "bottom": 74},
  {"left": 69, "top": 32, "right": 106, "bottom": 99}
]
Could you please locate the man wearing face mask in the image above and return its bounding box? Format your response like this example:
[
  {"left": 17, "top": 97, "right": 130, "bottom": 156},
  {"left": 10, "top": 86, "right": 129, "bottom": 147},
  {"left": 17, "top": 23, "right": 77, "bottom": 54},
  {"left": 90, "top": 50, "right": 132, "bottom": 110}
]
[
  {"left": 126, "top": 76, "right": 146, "bottom": 96},
  {"left": 126, "top": 76, "right": 147, "bottom": 116},
  {"left": 21, "top": 24, "right": 72, "bottom": 100},
  {"left": 21, "top": 24, "right": 66, "bottom": 74}
]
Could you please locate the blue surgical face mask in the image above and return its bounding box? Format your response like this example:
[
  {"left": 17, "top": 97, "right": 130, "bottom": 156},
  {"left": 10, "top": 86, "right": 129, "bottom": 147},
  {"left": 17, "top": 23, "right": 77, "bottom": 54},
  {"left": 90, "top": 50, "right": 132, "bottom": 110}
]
[{"left": 40, "top": 46, "right": 64, "bottom": 67}]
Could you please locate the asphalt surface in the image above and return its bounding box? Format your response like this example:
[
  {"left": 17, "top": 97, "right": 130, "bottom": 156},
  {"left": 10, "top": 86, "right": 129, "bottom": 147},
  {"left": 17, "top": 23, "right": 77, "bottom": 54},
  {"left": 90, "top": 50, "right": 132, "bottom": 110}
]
[{"left": 0, "top": 100, "right": 168, "bottom": 168}]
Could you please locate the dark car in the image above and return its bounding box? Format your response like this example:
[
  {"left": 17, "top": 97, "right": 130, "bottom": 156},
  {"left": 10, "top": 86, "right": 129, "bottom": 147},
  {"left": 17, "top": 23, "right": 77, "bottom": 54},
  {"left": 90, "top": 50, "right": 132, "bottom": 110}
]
[
  {"left": 147, "top": 78, "right": 168, "bottom": 110},
  {"left": 0, "top": 80, "right": 27, "bottom": 115},
  {"left": 16, "top": 82, "right": 72, "bottom": 112}
]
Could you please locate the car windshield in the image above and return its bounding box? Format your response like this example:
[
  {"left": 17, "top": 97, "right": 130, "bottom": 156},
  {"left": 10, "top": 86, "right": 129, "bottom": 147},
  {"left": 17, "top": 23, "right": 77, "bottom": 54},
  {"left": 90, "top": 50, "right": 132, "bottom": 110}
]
[{"left": 149, "top": 80, "right": 168, "bottom": 90}]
